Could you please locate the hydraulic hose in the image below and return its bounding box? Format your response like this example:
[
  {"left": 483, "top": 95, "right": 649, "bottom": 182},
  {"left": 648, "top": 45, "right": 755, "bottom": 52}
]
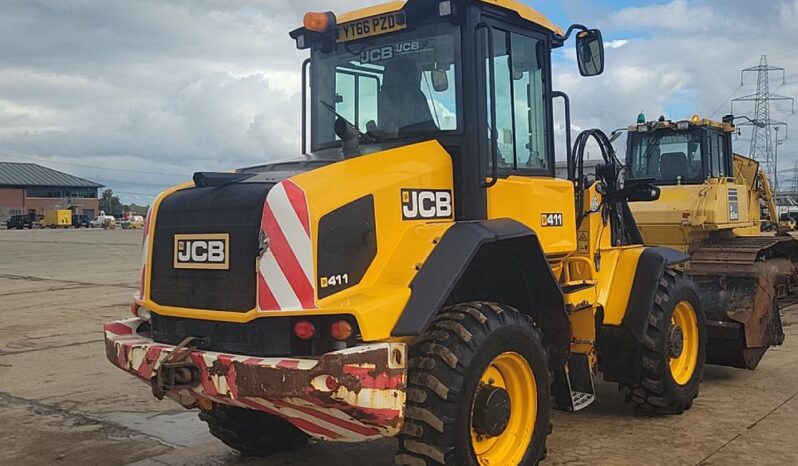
[{"left": 571, "top": 128, "right": 621, "bottom": 226}]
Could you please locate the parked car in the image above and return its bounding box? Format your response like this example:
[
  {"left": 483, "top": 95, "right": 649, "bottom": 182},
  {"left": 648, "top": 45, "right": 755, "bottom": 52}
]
[
  {"left": 90, "top": 211, "right": 116, "bottom": 229},
  {"left": 6, "top": 214, "right": 34, "bottom": 230},
  {"left": 121, "top": 215, "right": 145, "bottom": 229},
  {"left": 72, "top": 214, "right": 91, "bottom": 228}
]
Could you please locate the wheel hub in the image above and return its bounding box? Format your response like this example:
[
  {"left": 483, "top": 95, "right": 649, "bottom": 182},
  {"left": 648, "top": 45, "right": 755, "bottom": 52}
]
[
  {"left": 472, "top": 384, "right": 511, "bottom": 437},
  {"left": 670, "top": 325, "right": 684, "bottom": 359}
]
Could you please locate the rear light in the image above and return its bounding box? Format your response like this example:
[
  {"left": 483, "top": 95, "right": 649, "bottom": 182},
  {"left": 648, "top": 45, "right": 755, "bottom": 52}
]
[
  {"left": 330, "top": 320, "right": 353, "bottom": 341},
  {"left": 294, "top": 321, "right": 316, "bottom": 340},
  {"left": 130, "top": 302, "right": 139, "bottom": 317}
]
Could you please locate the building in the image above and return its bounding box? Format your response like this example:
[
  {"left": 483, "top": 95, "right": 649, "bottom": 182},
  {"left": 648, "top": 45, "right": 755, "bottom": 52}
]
[
  {"left": 0, "top": 162, "right": 103, "bottom": 221},
  {"left": 554, "top": 159, "right": 602, "bottom": 179}
]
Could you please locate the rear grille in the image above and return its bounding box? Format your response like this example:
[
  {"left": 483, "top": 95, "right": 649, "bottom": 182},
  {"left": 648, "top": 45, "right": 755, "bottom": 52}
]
[
  {"left": 150, "top": 313, "right": 307, "bottom": 356},
  {"left": 149, "top": 313, "right": 360, "bottom": 357},
  {"left": 150, "top": 182, "right": 272, "bottom": 311}
]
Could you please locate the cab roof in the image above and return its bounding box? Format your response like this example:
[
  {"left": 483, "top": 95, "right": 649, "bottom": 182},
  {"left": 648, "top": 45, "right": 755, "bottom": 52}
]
[{"left": 337, "top": 0, "right": 564, "bottom": 36}]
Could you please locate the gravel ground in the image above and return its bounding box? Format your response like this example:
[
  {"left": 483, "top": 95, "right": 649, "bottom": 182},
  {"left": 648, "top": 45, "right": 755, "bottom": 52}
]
[{"left": 0, "top": 228, "right": 796, "bottom": 465}]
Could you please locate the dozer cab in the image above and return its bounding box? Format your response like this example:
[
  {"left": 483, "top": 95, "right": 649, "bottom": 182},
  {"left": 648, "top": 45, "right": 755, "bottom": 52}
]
[
  {"left": 625, "top": 114, "right": 798, "bottom": 370},
  {"left": 104, "top": 2, "right": 708, "bottom": 464}
]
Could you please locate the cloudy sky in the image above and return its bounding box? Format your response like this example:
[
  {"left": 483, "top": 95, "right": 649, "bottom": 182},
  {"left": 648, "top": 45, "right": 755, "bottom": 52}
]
[{"left": 1, "top": 0, "right": 796, "bottom": 204}]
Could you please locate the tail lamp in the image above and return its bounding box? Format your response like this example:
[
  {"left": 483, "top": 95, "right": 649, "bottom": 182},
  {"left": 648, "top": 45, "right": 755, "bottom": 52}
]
[
  {"left": 293, "top": 321, "right": 316, "bottom": 340},
  {"left": 330, "top": 320, "right": 354, "bottom": 341}
]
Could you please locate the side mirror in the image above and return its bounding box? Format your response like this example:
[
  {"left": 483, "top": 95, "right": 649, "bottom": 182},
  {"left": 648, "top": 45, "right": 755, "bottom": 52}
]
[
  {"left": 624, "top": 183, "right": 660, "bottom": 202},
  {"left": 431, "top": 70, "right": 449, "bottom": 92},
  {"left": 576, "top": 29, "right": 604, "bottom": 77},
  {"left": 606, "top": 178, "right": 660, "bottom": 203}
]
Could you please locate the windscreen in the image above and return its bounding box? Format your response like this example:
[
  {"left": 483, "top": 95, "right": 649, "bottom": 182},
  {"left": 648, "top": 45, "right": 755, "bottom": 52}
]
[
  {"left": 312, "top": 23, "right": 460, "bottom": 149},
  {"left": 628, "top": 129, "right": 704, "bottom": 183}
]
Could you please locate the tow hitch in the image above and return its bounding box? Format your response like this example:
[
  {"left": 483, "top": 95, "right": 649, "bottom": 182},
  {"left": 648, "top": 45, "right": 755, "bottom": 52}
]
[{"left": 152, "top": 336, "right": 200, "bottom": 399}]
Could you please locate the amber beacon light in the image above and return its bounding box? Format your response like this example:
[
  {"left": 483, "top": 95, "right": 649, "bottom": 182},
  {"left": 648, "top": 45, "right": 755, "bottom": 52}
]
[{"left": 304, "top": 11, "right": 336, "bottom": 33}]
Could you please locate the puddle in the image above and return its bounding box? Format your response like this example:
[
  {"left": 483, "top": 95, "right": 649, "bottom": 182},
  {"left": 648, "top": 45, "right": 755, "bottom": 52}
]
[{"left": 100, "top": 410, "right": 212, "bottom": 447}]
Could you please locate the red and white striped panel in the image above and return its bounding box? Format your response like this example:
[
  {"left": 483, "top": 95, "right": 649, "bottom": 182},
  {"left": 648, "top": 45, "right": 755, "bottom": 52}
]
[
  {"left": 136, "top": 208, "right": 152, "bottom": 301},
  {"left": 104, "top": 319, "right": 405, "bottom": 441},
  {"left": 258, "top": 180, "right": 316, "bottom": 311}
]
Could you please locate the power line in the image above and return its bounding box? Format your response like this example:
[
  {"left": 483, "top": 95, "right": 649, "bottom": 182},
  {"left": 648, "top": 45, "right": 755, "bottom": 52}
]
[
  {"left": 92, "top": 177, "right": 175, "bottom": 188},
  {"left": 707, "top": 83, "right": 743, "bottom": 118},
  {"left": 0, "top": 155, "right": 187, "bottom": 178},
  {"left": 112, "top": 190, "right": 159, "bottom": 197}
]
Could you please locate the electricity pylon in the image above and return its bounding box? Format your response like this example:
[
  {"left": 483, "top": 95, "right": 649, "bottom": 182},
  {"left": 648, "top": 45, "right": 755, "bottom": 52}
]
[{"left": 732, "top": 55, "right": 794, "bottom": 193}]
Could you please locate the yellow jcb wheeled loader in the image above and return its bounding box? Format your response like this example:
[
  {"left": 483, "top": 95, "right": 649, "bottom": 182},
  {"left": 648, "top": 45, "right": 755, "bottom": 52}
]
[
  {"left": 104, "top": 2, "right": 707, "bottom": 464},
  {"left": 625, "top": 114, "right": 798, "bottom": 369}
]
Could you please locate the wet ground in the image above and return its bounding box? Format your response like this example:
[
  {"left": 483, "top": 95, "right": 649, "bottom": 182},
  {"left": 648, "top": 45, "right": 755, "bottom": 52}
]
[{"left": 0, "top": 229, "right": 796, "bottom": 465}]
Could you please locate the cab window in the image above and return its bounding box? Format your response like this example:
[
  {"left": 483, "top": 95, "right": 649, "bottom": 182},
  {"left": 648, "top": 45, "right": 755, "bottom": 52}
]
[
  {"left": 486, "top": 29, "right": 548, "bottom": 172},
  {"left": 708, "top": 130, "right": 728, "bottom": 178},
  {"left": 313, "top": 23, "right": 461, "bottom": 149},
  {"left": 628, "top": 129, "right": 703, "bottom": 183}
]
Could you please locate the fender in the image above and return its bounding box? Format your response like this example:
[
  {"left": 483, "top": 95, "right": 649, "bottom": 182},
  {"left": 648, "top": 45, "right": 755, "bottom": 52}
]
[
  {"left": 622, "top": 246, "right": 690, "bottom": 341},
  {"left": 598, "top": 246, "right": 689, "bottom": 384},
  {"left": 391, "top": 219, "right": 570, "bottom": 368}
]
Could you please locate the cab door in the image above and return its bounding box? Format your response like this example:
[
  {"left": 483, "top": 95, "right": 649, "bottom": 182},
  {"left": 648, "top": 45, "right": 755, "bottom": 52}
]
[{"left": 479, "top": 22, "right": 577, "bottom": 256}]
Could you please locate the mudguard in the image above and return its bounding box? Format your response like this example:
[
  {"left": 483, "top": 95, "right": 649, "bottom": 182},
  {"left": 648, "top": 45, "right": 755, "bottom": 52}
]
[
  {"left": 599, "top": 246, "right": 690, "bottom": 384},
  {"left": 391, "top": 219, "right": 570, "bottom": 369},
  {"left": 622, "top": 246, "right": 690, "bottom": 342}
]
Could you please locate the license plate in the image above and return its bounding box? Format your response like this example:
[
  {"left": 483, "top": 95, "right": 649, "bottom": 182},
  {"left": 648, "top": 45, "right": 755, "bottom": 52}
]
[{"left": 337, "top": 12, "right": 406, "bottom": 42}]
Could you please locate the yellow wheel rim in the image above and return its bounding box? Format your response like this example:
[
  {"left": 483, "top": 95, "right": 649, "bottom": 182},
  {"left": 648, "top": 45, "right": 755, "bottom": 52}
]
[
  {"left": 470, "top": 352, "right": 536, "bottom": 466},
  {"left": 669, "top": 300, "right": 699, "bottom": 385}
]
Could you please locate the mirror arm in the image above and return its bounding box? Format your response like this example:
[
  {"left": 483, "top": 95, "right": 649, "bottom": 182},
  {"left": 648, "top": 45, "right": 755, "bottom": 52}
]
[
  {"left": 609, "top": 128, "right": 627, "bottom": 143},
  {"left": 560, "top": 24, "right": 588, "bottom": 42}
]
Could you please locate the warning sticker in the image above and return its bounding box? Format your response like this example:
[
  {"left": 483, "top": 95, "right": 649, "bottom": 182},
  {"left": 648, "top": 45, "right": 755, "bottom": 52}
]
[{"left": 577, "top": 232, "right": 589, "bottom": 253}]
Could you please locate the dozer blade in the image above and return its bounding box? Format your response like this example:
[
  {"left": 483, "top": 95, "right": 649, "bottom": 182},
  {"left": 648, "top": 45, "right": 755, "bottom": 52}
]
[{"left": 690, "top": 237, "right": 798, "bottom": 369}]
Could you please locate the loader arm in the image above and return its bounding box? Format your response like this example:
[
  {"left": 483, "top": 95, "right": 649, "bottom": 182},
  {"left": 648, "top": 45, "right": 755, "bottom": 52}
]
[
  {"left": 733, "top": 153, "right": 782, "bottom": 230},
  {"left": 759, "top": 168, "right": 780, "bottom": 226}
]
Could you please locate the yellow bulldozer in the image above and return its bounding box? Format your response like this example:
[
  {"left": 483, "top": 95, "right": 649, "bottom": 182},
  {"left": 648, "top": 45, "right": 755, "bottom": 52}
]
[
  {"left": 104, "top": 2, "right": 710, "bottom": 464},
  {"left": 624, "top": 114, "right": 798, "bottom": 369}
]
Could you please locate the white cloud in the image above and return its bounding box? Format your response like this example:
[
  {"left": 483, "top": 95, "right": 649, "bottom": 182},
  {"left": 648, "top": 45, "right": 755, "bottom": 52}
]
[
  {"left": 605, "top": 40, "right": 628, "bottom": 49},
  {"left": 0, "top": 0, "right": 797, "bottom": 202},
  {"left": 555, "top": 0, "right": 798, "bottom": 190}
]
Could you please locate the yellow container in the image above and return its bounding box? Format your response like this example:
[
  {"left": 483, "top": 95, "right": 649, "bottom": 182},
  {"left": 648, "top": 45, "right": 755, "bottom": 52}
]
[{"left": 43, "top": 210, "right": 72, "bottom": 228}]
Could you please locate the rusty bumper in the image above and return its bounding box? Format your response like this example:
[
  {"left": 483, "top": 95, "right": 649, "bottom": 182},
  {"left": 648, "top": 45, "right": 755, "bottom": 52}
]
[{"left": 104, "top": 318, "right": 406, "bottom": 441}]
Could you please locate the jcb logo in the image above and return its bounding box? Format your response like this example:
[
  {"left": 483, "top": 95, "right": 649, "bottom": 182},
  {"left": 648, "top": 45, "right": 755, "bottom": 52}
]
[
  {"left": 173, "top": 234, "right": 229, "bottom": 270},
  {"left": 401, "top": 189, "right": 453, "bottom": 220}
]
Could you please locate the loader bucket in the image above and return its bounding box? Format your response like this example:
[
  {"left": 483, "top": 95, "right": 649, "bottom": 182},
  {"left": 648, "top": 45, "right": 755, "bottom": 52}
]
[{"left": 690, "top": 238, "right": 798, "bottom": 370}]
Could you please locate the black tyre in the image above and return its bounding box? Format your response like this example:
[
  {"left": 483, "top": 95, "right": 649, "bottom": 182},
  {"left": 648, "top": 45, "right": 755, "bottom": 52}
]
[
  {"left": 395, "top": 302, "right": 551, "bottom": 466},
  {"left": 199, "top": 403, "right": 308, "bottom": 456},
  {"left": 624, "top": 269, "right": 706, "bottom": 414}
]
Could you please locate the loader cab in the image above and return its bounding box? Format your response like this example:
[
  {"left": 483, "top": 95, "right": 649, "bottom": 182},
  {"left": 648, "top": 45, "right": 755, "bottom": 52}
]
[
  {"left": 626, "top": 116, "right": 734, "bottom": 185},
  {"left": 292, "top": 0, "right": 604, "bottom": 220}
]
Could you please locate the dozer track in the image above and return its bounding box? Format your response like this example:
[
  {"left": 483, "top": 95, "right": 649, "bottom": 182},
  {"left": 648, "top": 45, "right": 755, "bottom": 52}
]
[{"left": 689, "top": 236, "right": 798, "bottom": 369}]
